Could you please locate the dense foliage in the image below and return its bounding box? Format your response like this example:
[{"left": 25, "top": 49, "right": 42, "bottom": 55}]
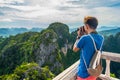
[
  {"left": 0, "top": 36, "right": 5, "bottom": 44},
  {"left": 103, "top": 32, "right": 120, "bottom": 78},
  {"left": 0, "top": 62, "right": 54, "bottom": 80},
  {"left": 61, "top": 49, "right": 79, "bottom": 69},
  {"left": 0, "top": 32, "right": 39, "bottom": 75},
  {"left": 103, "top": 32, "right": 120, "bottom": 53},
  {"left": 0, "top": 29, "right": 63, "bottom": 77}
]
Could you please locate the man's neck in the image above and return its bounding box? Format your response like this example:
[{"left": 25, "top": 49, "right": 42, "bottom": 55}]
[{"left": 87, "top": 29, "right": 96, "bottom": 34}]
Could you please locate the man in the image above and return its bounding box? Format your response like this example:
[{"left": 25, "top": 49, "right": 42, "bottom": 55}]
[{"left": 73, "top": 16, "right": 104, "bottom": 80}]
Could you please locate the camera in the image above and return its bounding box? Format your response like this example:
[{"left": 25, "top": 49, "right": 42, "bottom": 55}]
[{"left": 77, "top": 26, "right": 86, "bottom": 36}]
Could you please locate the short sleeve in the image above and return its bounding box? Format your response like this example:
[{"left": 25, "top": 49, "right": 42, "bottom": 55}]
[{"left": 77, "top": 36, "right": 85, "bottom": 49}]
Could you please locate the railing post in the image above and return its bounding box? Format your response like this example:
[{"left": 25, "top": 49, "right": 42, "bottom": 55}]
[{"left": 105, "top": 59, "right": 111, "bottom": 77}]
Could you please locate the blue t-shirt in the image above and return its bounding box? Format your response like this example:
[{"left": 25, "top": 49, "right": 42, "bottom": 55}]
[{"left": 76, "top": 33, "right": 103, "bottom": 78}]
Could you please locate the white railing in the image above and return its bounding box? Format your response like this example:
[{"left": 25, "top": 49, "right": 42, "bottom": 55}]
[{"left": 53, "top": 52, "right": 120, "bottom": 80}]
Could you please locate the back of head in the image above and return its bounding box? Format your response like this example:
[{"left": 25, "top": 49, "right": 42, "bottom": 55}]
[{"left": 84, "top": 16, "right": 98, "bottom": 29}]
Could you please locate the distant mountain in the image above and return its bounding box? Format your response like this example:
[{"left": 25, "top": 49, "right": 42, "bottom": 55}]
[
  {"left": 69, "top": 28, "right": 77, "bottom": 33},
  {"left": 98, "top": 28, "right": 120, "bottom": 36},
  {"left": 69, "top": 26, "right": 120, "bottom": 33},
  {"left": 30, "top": 28, "right": 43, "bottom": 32},
  {"left": 97, "top": 26, "right": 119, "bottom": 31},
  {"left": 1, "top": 26, "right": 118, "bottom": 37},
  {"left": 0, "top": 28, "right": 44, "bottom": 37}
]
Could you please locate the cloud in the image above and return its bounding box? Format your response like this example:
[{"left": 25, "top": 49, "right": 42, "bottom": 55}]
[
  {"left": 0, "top": 0, "right": 120, "bottom": 28},
  {"left": 93, "top": 7, "right": 120, "bottom": 25},
  {"left": 0, "top": 18, "right": 12, "bottom": 22},
  {"left": 67, "top": 0, "right": 120, "bottom": 8},
  {"left": 3, "top": 5, "right": 41, "bottom": 11},
  {"left": 0, "top": 0, "right": 24, "bottom": 4}
]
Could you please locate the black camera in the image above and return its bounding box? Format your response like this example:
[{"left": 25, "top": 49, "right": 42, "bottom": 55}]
[{"left": 77, "top": 26, "right": 86, "bottom": 36}]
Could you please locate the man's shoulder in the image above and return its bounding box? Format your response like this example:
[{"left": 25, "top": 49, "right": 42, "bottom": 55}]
[
  {"left": 95, "top": 34, "right": 104, "bottom": 40},
  {"left": 81, "top": 35, "right": 90, "bottom": 39},
  {"left": 79, "top": 35, "right": 91, "bottom": 42},
  {"left": 80, "top": 34, "right": 103, "bottom": 40}
]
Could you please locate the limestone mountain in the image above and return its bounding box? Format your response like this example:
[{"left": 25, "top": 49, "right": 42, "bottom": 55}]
[
  {"left": 0, "top": 22, "right": 77, "bottom": 80},
  {"left": 48, "top": 22, "right": 70, "bottom": 48},
  {"left": 0, "top": 28, "right": 64, "bottom": 79}
]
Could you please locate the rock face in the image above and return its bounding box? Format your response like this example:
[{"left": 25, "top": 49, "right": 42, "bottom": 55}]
[
  {"left": 61, "top": 43, "right": 73, "bottom": 56},
  {"left": 48, "top": 22, "right": 72, "bottom": 55},
  {"left": 34, "top": 29, "right": 63, "bottom": 74},
  {"left": 37, "top": 43, "right": 57, "bottom": 65}
]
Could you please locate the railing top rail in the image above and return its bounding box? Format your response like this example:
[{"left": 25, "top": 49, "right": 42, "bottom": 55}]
[
  {"left": 101, "top": 51, "right": 120, "bottom": 62},
  {"left": 53, "top": 60, "right": 79, "bottom": 80}
]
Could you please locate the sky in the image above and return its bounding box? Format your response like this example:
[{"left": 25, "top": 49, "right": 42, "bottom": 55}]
[{"left": 0, "top": 0, "right": 120, "bottom": 28}]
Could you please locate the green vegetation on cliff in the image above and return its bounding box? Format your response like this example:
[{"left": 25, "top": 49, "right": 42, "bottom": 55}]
[
  {"left": 103, "top": 32, "right": 120, "bottom": 53},
  {"left": 103, "top": 32, "right": 120, "bottom": 78},
  {"left": 0, "top": 62, "right": 54, "bottom": 80},
  {"left": 0, "top": 22, "right": 71, "bottom": 80},
  {"left": 0, "top": 27, "right": 63, "bottom": 79},
  {"left": 48, "top": 22, "right": 70, "bottom": 48}
]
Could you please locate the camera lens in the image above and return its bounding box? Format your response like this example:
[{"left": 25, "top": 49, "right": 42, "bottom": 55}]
[{"left": 77, "top": 28, "right": 79, "bottom": 31}]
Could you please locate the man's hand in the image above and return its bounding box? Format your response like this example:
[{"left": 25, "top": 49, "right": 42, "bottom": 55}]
[
  {"left": 77, "top": 26, "right": 86, "bottom": 38},
  {"left": 77, "top": 29, "right": 81, "bottom": 37}
]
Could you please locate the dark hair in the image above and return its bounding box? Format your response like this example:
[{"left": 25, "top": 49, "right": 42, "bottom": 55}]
[{"left": 84, "top": 16, "right": 98, "bottom": 29}]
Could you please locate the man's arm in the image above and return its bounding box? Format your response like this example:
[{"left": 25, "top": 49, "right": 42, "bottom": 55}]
[
  {"left": 73, "top": 39, "right": 80, "bottom": 52},
  {"left": 73, "top": 26, "right": 85, "bottom": 52}
]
